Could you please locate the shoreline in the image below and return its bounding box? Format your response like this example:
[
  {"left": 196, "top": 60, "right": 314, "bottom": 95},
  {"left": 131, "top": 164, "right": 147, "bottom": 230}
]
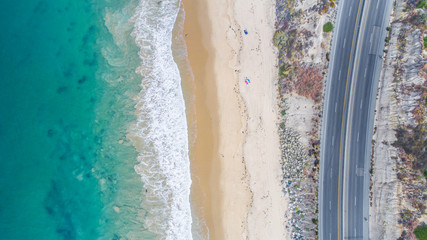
[
  {"left": 182, "top": 0, "right": 289, "bottom": 238},
  {"left": 171, "top": 3, "right": 215, "bottom": 238},
  {"left": 183, "top": 0, "right": 251, "bottom": 237},
  {"left": 181, "top": 0, "right": 224, "bottom": 238}
]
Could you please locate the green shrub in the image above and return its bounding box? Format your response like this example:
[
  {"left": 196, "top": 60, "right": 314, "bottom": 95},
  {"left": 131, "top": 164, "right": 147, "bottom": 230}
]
[
  {"left": 279, "top": 63, "right": 293, "bottom": 77},
  {"left": 273, "top": 30, "right": 288, "bottom": 49},
  {"left": 424, "top": 36, "right": 427, "bottom": 49},
  {"left": 312, "top": 218, "right": 318, "bottom": 225},
  {"left": 416, "top": 0, "right": 427, "bottom": 9},
  {"left": 414, "top": 225, "right": 427, "bottom": 240},
  {"left": 281, "top": 110, "right": 286, "bottom": 116},
  {"left": 323, "top": 22, "right": 333, "bottom": 32}
]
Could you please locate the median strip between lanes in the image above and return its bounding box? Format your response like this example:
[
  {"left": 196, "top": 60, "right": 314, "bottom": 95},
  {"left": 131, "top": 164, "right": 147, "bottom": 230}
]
[{"left": 337, "top": 1, "right": 364, "bottom": 239}]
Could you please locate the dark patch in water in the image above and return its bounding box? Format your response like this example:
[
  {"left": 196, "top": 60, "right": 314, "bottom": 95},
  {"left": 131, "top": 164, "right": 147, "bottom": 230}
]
[
  {"left": 47, "top": 129, "right": 55, "bottom": 137},
  {"left": 67, "top": 22, "right": 76, "bottom": 33},
  {"left": 82, "top": 26, "right": 96, "bottom": 45},
  {"left": 59, "top": 154, "right": 67, "bottom": 161},
  {"left": 62, "top": 66, "right": 73, "bottom": 78},
  {"left": 106, "top": 174, "right": 117, "bottom": 183},
  {"left": 57, "top": 86, "right": 68, "bottom": 94},
  {"left": 56, "top": 213, "right": 76, "bottom": 240},
  {"left": 78, "top": 76, "right": 87, "bottom": 84},
  {"left": 57, "top": 227, "right": 76, "bottom": 240},
  {"left": 45, "top": 205, "right": 54, "bottom": 215},
  {"left": 34, "top": 1, "right": 48, "bottom": 14},
  {"left": 44, "top": 182, "right": 77, "bottom": 240},
  {"left": 88, "top": 25, "right": 95, "bottom": 33},
  {"left": 84, "top": 54, "right": 97, "bottom": 67}
]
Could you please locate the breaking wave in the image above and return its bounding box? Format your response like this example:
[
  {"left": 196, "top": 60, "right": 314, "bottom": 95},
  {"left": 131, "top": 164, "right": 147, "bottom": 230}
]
[{"left": 128, "top": 0, "right": 193, "bottom": 239}]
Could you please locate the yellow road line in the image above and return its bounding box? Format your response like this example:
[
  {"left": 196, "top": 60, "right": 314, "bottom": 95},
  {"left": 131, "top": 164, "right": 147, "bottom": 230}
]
[
  {"left": 337, "top": 0, "right": 363, "bottom": 239},
  {"left": 344, "top": 0, "right": 371, "bottom": 235}
]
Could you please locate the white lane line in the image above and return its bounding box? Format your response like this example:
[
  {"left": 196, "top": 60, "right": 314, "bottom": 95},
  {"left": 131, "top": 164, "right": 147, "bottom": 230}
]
[
  {"left": 364, "top": 67, "right": 368, "bottom": 77},
  {"left": 339, "top": 70, "right": 342, "bottom": 79},
  {"left": 343, "top": 38, "right": 346, "bottom": 48},
  {"left": 355, "top": 197, "right": 357, "bottom": 206},
  {"left": 360, "top": 99, "right": 363, "bottom": 109},
  {"left": 370, "top": 31, "right": 374, "bottom": 43},
  {"left": 376, "top": 0, "right": 380, "bottom": 9},
  {"left": 349, "top": 6, "right": 352, "bottom": 16},
  {"left": 330, "top": 233, "right": 332, "bottom": 240},
  {"left": 354, "top": 228, "right": 357, "bottom": 236},
  {"left": 330, "top": 169, "right": 333, "bottom": 178},
  {"left": 335, "top": 102, "right": 338, "bottom": 113},
  {"left": 329, "top": 201, "right": 332, "bottom": 210},
  {"left": 357, "top": 132, "right": 360, "bottom": 142},
  {"left": 332, "top": 136, "right": 335, "bottom": 146}
]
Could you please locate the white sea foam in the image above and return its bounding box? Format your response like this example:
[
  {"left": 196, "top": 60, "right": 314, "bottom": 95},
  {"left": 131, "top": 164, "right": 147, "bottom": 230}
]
[{"left": 128, "top": 0, "right": 193, "bottom": 239}]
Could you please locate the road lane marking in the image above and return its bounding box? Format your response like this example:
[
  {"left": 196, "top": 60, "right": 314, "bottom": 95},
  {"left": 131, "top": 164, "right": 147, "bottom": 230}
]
[
  {"left": 332, "top": 136, "right": 335, "bottom": 146},
  {"left": 330, "top": 201, "right": 332, "bottom": 210},
  {"left": 337, "top": 1, "right": 363, "bottom": 239},
  {"left": 349, "top": 6, "right": 352, "bottom": 16},
  {"left": 360, "top": 99, "right": 363, "bottom": 109},
  {"left": 335, "top": 102, "right": 338, "bottom": 112},
  {"left": 330, "top": 233, "right": 332, "bottom": 240},
  {"left": 343, "top": 38, "right": 346, "bottom": 48},
  {"left": 330, "top": 169, "right": 333, "bottom": 178},
  {"left": 354, "top": 228, "right": 356, "bottom": 236},
  {"left": 364, "top": 67, "right": 368, "bottom": 77},
  {"left": 357, "top": 132, "right": 360, "bottom": 142},
  {"left": 339, "top": 70, "right": 342, "bottom": 79},
  {"left": 355, "top": 197, "right": 357, "bottom": 206},
  {"left": 376, "top": 0, "right": 380, "bottom": 9}
]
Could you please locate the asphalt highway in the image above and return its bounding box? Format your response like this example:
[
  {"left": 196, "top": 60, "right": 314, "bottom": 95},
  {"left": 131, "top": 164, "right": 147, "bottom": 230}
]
[
  {"left": 320, "top": 0, "right": 393, "bottom": 239},
  {"left": 319, "top": 1, "right": 364, "bottom": 239},
  {"left": 343, "top": 0, "right": 393, "bottom": 239}
]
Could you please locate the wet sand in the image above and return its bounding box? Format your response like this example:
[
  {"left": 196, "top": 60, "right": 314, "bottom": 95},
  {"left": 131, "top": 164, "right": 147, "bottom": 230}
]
[
  {"left": 181, "top": 0, "right": 288, "bottom": 238},
  {"left": 180, "top": 0, "right": 222, "bottom": 238}
]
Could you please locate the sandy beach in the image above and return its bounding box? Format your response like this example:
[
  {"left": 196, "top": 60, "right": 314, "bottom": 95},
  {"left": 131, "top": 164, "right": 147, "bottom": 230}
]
[{"left": 183, "top": 0, "right": 289, "bottom": 238}]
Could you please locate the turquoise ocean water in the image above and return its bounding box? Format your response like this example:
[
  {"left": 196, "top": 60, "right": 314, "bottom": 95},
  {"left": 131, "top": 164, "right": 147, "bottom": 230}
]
[{"left": 0, "top": 0, "right": 164, "bottom": 239}]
